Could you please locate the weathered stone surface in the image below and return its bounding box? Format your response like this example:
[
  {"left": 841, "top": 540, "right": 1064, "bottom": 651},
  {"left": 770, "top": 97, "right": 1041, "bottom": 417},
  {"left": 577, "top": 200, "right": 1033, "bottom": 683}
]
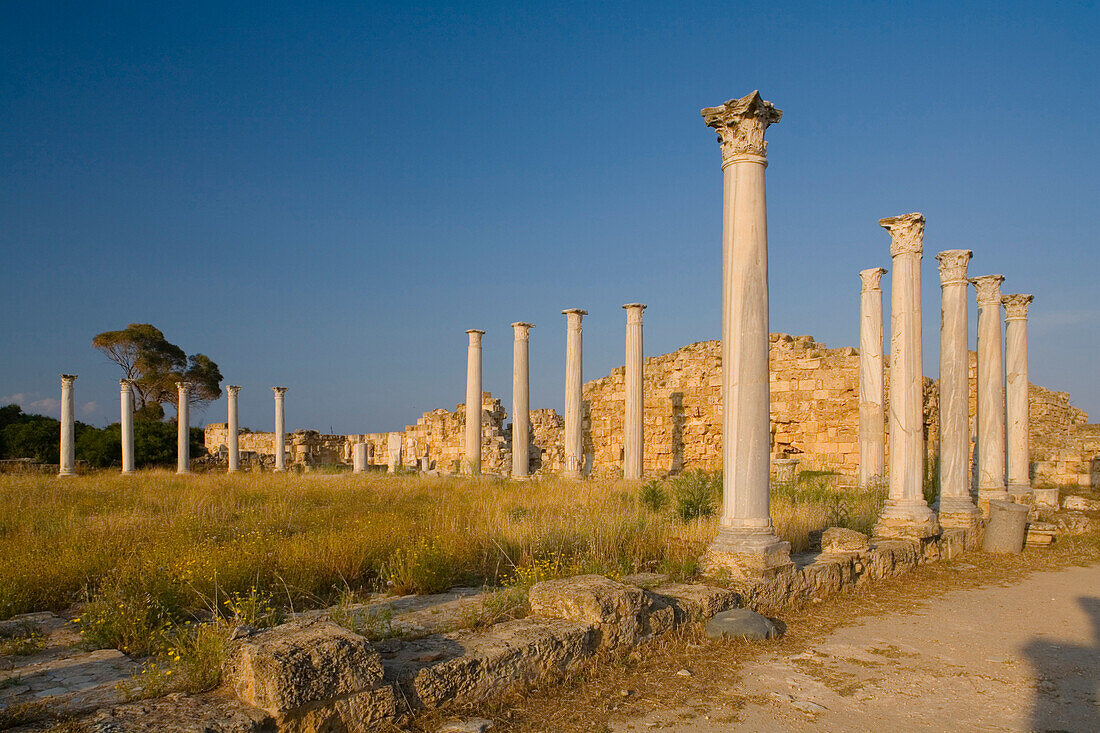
[
  {"left": 528, "top": 575, "right": 652, "bottom": 649},
  {"left": 223, "top": 620, "right": 383, "bottom": 715},
  {"left": 439, "top": 718, "right": 493, "bottom": 732},
  {"left": 85, "top": 692, "right": 272, "bottom": 732},
  {"left": 1063, "top": 494, "right": 1100, "bottom": 512},
  {"left": 820, "top": 527, "right": 869, "bottom": 554},
  {"left": 649, "top": 583, "right": 740, "bottom": 621},
  {"left": 385, "top": 617, "right": 596, "bottom": 709},
  {"left": 1053, "top": 511, "right": 1099, "bottom": 536},
  {"left": 1025, "top": 522, "right": 1057, "bottom": 547},
  {"left": 277, "top": 685, "right": 397, "bottom": 733},
  {"left": 705, "top": 609, "right": 778, "bottom": 640},
  {"left": 982, "top": 500, "right": 1029, "bottom": 553}
]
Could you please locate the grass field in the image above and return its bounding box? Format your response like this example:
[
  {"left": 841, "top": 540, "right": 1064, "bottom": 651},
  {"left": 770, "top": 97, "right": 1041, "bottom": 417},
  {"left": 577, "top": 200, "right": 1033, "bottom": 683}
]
[{"left": 0, "top": 469, "right": 885, "bottom": 653}]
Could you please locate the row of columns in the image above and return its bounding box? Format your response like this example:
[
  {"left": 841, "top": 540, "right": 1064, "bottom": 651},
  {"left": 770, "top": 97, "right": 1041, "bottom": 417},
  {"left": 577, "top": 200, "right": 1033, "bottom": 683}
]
[
  {"left": 462, "top": 303, "right": 647, "bottom": 478},
  {"left": 54, "top": 378, "right": 289, "bottom": 475},
  {"left": 857, "top": 219, "right": 1038, "bottom": 535}
]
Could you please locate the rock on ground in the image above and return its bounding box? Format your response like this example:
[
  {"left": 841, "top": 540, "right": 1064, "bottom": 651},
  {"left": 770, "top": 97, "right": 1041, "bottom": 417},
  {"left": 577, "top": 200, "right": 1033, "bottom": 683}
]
[{"left": 705, "top": 609, "right": 779, "bottom": 641}]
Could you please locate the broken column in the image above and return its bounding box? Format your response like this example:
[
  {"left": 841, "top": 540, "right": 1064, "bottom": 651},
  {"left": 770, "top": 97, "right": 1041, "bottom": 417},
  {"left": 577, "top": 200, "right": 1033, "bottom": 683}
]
[
  {"left": 58, "top": 374, "right": 77, "bottom": 477},
  {"left": 971, "top": 274, "right": 1009, "bottom": 508},
  {"left": 120, "top": 379, "right": 135, "bottom": 474},
  {"left": 936, "top": 250, "right": 981, "bottom": 527},
  {"left": 622, "top": 303, "right": 646, "bottom": 480},
  {"left": 700, "top": 91, "right": 790, "bottom": 577},
  {"left": 858, "top": 267, "right": 887, "bottom": 487},
  {"left": 176, "top": 381, "right": 191, "bottom": 474},
  {"left": 272, "top": 387, "right": 288, "bottom": 472},
  {"left": 352, "top": 442, "right": 367, "bottom": 473},
  {"left": 511, "top": 322, "right": 534, "bottom": 478},
  {"left": 387, "top": 432, "right": 401, "bottom": 473},
  {"left": 464, "top": 329, "right": 484, "bottom": 475},
  {"left": 873, "top": 213, "right": 938, "bottom": 538},
  {"left": 1003, "top": 293, "right": 1035, "bottom": 501},
  {"left": 226, "top": 385, "right": 241, "bottom": 472},
  {"left": 562, "top": 309, "right": 587, "bottom": 479}
]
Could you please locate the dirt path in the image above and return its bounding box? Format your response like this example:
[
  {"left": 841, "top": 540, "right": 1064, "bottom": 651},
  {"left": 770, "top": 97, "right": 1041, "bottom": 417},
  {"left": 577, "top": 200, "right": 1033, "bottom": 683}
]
[{"left": 610, "top": 563, "right": 1100, "bottom": 732}]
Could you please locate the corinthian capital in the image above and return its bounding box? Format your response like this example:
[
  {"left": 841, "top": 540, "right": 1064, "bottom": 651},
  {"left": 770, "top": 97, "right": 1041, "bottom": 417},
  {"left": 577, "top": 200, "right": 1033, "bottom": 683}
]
[
  {"left": 61, "top": 374, "right": 77, "bottom": 385},
  {"left": 702, "top": 91, "right": 782, "bottom": 167},
  {"left": 970, "top": 275, "right": 1005, "bottom": 306},
  {"left": 272, "top": 386, "right": 288, "bottom": 396},
  {"left": 935, "top": 249, "right": 972, "bottom": 286},
  {"left": 176, "top": 381, "right": 192, "bottom": 395},
  {"left": 511, "top": 322, "right": 534, "bottom": 340},
  {"left": 226, "top": 385, "right": 241, "bottom": 396},
  {"left": 859, "top": 267, "right": 887, "bottom": 291},
  {"left": 879, "top": 213, "right": 925, "bottom": 258},
  {"left": 1002, "top": 293, "right": 1033, "bottom": 321}
]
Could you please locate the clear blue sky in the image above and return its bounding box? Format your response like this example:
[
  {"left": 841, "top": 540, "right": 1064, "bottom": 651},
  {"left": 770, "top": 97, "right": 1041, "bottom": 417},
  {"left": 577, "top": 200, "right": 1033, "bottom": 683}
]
[{"left": 2, "top": 1, "right": 1097, "bottom": 433}]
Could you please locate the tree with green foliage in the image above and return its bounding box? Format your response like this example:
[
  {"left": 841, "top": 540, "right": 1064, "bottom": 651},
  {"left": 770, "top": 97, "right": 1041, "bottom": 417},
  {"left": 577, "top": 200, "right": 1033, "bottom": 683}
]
[{"left": 92, "top": 324, "right": 223, "bottom": 418}]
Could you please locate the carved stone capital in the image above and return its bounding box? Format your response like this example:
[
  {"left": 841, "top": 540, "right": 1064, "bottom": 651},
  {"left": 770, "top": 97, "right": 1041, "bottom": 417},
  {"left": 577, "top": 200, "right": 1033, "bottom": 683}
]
[
  {"left": 702, "top": 91, "right": 782, "bottom": 167},
  {"left": 176, "top": 381, "right": 192, "bottom": 394},
  {"left": 1002, "top": 293, "right": 1033, "bottom": 321},
  {"left": 511, "top": 322, "right": 534, "bottom": 340},
  {"left": 272, "top": 387, "right": 288, "bottom": 396},
  {"left": 119, "top": 379, "right": 133, "bottom": 391},
  {"left": 935, "top": 249, "right": 972, "bottom": 286},
  {"left": 879, "top": 213, "right": 925, "bottom": 258},
  {"left": 622, "top": 303, "right": 646, "bottom": 324},
  {"left": 60, "top": 374, "right": 77, "bottom": 385},
  {"left": 226, "top": 385, "right": 241, "bottom": 396},
  {"left": 466, "top": 329, "right": 485, "bottom": 346},
  {"left": 562, "top": 309, "right": 587, "bottom": 329},
  {"left": 859, "top": 267, "right": 887, "bottom": 291},
  {"left": 970, "top": 275, "right": 1005, "bottom": 306}
]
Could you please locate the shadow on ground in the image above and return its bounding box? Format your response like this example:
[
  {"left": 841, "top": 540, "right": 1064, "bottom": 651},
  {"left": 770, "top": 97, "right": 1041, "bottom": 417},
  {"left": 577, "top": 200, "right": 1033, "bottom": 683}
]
[{"left": 1023, "top": 596, "right": 1100, "bottom": 732}]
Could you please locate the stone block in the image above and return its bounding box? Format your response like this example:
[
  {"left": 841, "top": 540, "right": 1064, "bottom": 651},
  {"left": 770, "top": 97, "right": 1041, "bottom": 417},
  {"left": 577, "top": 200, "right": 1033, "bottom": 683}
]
[
  {"left": 278, "top": 686, "right": 397, "bottom": 732},
  {"left": 223, "top": 620, "right": 384, "bottom": 715},
  {"left": 820, "top": 527, "right": 869, "bottom": 554},
  {"left": 1063, "top": 494, "right": 1100, "bottom": 512},
  {"left": 529, "top": 575, "right": 654, "bottom": 649},
  {"left": 705, "top": 609, "right": 778, "bottom": 640}
]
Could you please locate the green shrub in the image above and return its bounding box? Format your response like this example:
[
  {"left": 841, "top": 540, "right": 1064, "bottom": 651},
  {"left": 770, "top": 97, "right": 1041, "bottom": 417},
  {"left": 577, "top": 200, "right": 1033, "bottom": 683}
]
[
  {"left": 385, "top": 537, "right": 459, "bottom": 595},
  {"left": 671, "top": 470, "right": 719, "bottom": 522},
  {"left": 639, "top": 480, "right": 668, "bottom": 512}
]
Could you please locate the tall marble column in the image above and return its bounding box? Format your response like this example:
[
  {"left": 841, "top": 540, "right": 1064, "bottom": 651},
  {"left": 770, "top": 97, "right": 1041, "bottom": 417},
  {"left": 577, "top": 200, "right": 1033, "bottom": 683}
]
[
  {"left": 176, "top": 381, "right": 191, "bottom": 474},
  {"left": 874, "top": 213, "right": 938, "bottom": 538},
  {"left": 936, "top": 250, "right": 981, "bottom": 527},
  {"left": 562, "top": 309, "right": 587, "bottom": 479},
  {"left": 971, "top": 274, "right": 1008, "bottom": 508},
  {"left": 700, "top": 91, "right": 790, "bottom": 576},
  {"left": 511, "top": 322, "right": 534, "bottom": 478},
  {"left": 1003, "top": 293, "right": 1034, "bottom": 501},
  {"left": 120, "top": 379, "right": 135, "bottom": 475},
  {"left": 272, "top": 387, "right": 288, "bottom": 472},
  {"left": 465, "top": 329, "right": 484, "bottom": 475},
  {"left": 58, "top": 374, "right": 77, "bottom": 476},
  {"left": 622, "top": 303, "right": 646, "bottom": 480},
  {"left": 858, "top": 268, "right": 887, "bottom": 487},
  {"left": 226, "top": 385, "right": 241, "bottom": 473}
]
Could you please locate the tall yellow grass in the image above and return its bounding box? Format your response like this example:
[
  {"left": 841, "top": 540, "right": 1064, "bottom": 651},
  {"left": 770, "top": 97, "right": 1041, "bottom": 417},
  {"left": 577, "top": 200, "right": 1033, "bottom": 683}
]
[{"left": 0, "top": 470, "right": 884, "bottom": 621}]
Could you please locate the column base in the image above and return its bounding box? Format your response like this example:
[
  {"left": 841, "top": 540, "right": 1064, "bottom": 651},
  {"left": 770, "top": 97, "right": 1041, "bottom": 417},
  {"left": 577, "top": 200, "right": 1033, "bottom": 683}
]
[
  {"left": 176, "top": 470, "right": 191, "bottom": 475},
  {"left": 978, "top": 487, "right": 1010, "bottom": 516},
  {"left": 1033, "top": 487, "right": 1060, "bottom": 508},
  {"left": 120, "top": 470, "right": 136, "bottom": 476},
  {"left": 273, "top": 468, "right": 286, "bottom": 473},
  {"left": 228, "top": 468, "right": 241, "bottom": 474},
  {"left": 701, "top": 528, "right": 792, "bottom": 580},
  {"left": 937, "top": 496, "right": 982, "bottom": 529},
  {"left": 57, "top": 470, "right": 75, "bottom": 477},
  {"left": 874, "top": 500, "right": 939, "bottom": 539}
]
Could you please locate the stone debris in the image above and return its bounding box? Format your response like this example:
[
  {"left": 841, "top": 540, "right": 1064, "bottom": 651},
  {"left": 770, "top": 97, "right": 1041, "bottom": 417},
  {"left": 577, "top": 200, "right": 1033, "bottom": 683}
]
[
  {"left": 1062, "top": 494, "right": 1100, "bottom": 512},
  {"left": 528, "top": 575, "right": 672, "bottom": 650},
  {"left": 820, "top": 527, "right": 870, "bottom": 554},
  {"left": 1025, "top": 522, "right": 1057, "bottom": 547},
  {"left": 705, "top": 609, "right": 779, "bottom": 640},
  {"left": 438, "top": 718, "right": 493, "bottom": 732}
]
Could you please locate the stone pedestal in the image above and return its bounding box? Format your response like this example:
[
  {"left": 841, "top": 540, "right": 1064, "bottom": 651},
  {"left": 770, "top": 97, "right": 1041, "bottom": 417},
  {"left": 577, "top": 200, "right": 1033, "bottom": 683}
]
[
  {"left": 622, "top": 303, "right": 646, "bottom": 480},
  {"left": 464, "top": 330, "right": 484, "bottom": 475},
  {"left": 58, "top": 375, "right": 76, "bottom": 477},
  {"left": 858, "top": 268, "right": 887, "bottom": 487},
  {"left": 176, "top": 382, "right": 191, "bottom": 474},
  {"left": 226, "top": 385, "right": 241, "bottom": 473},
  {"left": 935, "top": 250, "right": 981, "bottom": 528},
  {"left": 272, "top": 387, "right": 288, "bottom": 472},
  {"left": 1003, "top": 294, "right": 1034, "bottom": 502},
  {"left": 120, "top": 380, "right": 135, "bottom": 474},
  {"left": 971, "top": 274, "right": 1008, "bottom": 510},
  {"left": 874, "top": 213, "right": 938, "bottom": 539},
  {"left": 352, "top": 442, "right": 367, "bottom": 473},
  {"left": 700, "top": 92, "right": 791, "bottom": 577},
  {"left": 511, "top": 322, "right": 534, "bottom": 478},
  {"left": 562, "top": 309, "right": 587, "bottom": 479}
]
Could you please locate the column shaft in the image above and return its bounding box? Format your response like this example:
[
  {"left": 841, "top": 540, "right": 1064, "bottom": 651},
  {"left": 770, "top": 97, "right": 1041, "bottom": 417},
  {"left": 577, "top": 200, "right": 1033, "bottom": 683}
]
[
  {"left": 465, "top": 330, "right": 484, "bottom": 475},
  {"left": 1003, "top": 294, "right": 1034, "bottom": 499},
  {"left": 352, "top": 442, "right": 367, "bottom": 473},
  {"left": 936, "top": 251, "right": 980, "bottom": 526},
  {"left": 562, "top": 310, "right": 586, "bottom": 478},
  {"left": 272, "top": 387, "right": 287, "bottom": 472},
  {"left": 623, "top": 304, "right": 646, "bottom": 480},
  {"left": 58, "top": 375, "right": 76, "bottom": 476},
  {"left": 875, "top": 213, "right": 937, "bottom": 538},
  {"left": 858, "top": 269, "right": 887, "bottom": 487},
  {"left": 227, "top": 386, "right": 241, "bottom": 472},
  {"left": 972, "top": 275, "right": 1008, "bottom": 507},
  {"left": 388, "top": 432, "right": 401, "bottom": 473},
  {"left": 120, "top": 380, "right": 135, "bottom": 474},
  {"left": 176, "top": 382, "right": 191, "bottom": 474},
  {"left": 701, "top": 92, "right": 789, "bottom": 576},
  {"left": 511, "top": 323, "right": 533, "bottom": 477}
]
